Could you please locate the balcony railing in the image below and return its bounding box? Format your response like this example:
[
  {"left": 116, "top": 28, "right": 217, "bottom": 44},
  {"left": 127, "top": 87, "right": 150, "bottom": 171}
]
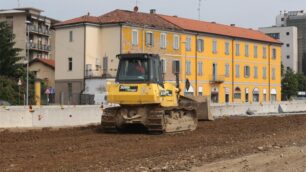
[
  {"left": 29, "top": 43, "right": 51, "bottom": 52},
  {"left": 85, "top": 70, "right": 103, "bottom": 78},
  {"left": 28, "top": 26, "right": 51, "bottom": 36},
  {"left": 209, "top": 75, "right": 225, "bottom": 83}
]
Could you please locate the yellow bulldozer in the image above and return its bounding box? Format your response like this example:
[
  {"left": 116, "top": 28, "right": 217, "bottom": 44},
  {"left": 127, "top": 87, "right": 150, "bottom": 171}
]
[{"left": 101, "top": 53, "right": 212, "bottom": 133}]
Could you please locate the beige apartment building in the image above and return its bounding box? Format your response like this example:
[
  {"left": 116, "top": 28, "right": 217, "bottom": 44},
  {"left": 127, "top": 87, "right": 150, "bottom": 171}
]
[
  {"left": 54, "top": 8, "right": 281, "bottom": 105},
  {"left": 0, "top": 7, "right": 59, "bottom": 60}
]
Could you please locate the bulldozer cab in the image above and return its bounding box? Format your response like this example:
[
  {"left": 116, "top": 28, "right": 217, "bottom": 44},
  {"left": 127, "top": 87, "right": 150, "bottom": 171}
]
[{"left": 116, "top": 54, "right": 164, "bottom": 86}]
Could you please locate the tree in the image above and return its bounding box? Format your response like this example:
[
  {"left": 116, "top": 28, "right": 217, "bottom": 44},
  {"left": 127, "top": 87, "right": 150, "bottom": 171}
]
[
  {"left": 281, "top": 68, "right": 298, "bottom": 100},
  {"left": 296, "top": 74, "right": 306, "bottom": 92},
  {"left": 0, "top": 21, "right": 22, "bottom": 77},
  {"left": 0, "top": 21, "right": 35, "bottom": 105}
]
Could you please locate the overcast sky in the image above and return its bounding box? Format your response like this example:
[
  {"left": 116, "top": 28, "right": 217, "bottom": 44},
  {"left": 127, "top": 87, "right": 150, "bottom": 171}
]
[{"left": 1, "top": 0, "right": 306, "bottom": 29}]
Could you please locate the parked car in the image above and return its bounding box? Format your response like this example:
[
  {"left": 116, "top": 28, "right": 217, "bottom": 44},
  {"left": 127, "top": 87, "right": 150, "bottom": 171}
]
[{"left": 0, "top": 99, "right": 11, "bottom": 106}]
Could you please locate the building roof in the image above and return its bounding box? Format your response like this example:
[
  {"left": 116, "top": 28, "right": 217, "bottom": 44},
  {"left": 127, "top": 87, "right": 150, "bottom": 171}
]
[
  {"left": 55, "top": 10, "right": 180, "bottom": 30},
  {"left": 29, "top": 58, "right": 55, "bottom": 69},
  {"left": 56, "top": 9, "right": 280, "bottom": 44},
  {"left": 159, "top": 15, "right": 281, "bottom": 44},
  {"left": 54, "top": 15, "right": 100, "bottom": 26}
]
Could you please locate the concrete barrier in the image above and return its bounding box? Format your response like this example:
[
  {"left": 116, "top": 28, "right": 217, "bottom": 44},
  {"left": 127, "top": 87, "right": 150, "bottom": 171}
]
[
  {"left": 0, "top": 101, "right": 305, "bottom": 129},
  {"left": 0, "top": 105, "right": 102, "bottom": 128},
  {"left": 211, "top": 101, "right": 306, "bottom": 118},
  {"left": 0, "top": 107, "right": 32, "bottom": 128}
]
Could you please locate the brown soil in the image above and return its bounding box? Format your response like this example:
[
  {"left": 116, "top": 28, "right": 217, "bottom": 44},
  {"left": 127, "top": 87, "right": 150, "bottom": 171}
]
[{"left": 1, "top": 115, "right": 306, "bottom": 172}]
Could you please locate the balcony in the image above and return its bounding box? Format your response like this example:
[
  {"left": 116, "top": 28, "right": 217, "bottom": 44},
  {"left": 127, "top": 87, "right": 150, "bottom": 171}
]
[
  {"left": 85, "top": 70, "right": 103, "bottom": 78},
  {"left": 209, "top": 75, "right": 225, "bottom": 84},
  {"left": 29, "top": 43, "right": 51, "bottom": 52},
  {"left": 28, "top": 26, "right": 51, "bottom": 36}
]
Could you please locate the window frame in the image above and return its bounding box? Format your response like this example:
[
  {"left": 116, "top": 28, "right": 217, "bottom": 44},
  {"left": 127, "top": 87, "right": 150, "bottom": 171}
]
[
  {"left": 160, "top": 32, "right": 167, "bottom": 49},
  {"left": 185, "top": 36, "right": 192, "bottom": 51},
  {"left": 68, "top": 57, "right": 73, "bottom": 71},
  {"left": 244, "top": 65, "right": 250, "bottom": 78},
  {"left": 212, "top": 39, "right": 217, "bottom": 54},
  {"left": 235, "top": 43, "right": 240, "bottom": 56},
  {"left": 132, "top": 29, "right": 139, "bottom": 46},
  {"left": 225, "top": 42, "right": 230, "bottom": 55},
  {"left": 197, "top": 38, "right": 204, "bottom": 52},
  {"left": 145, "top": 31, "right": 154, "bottom": 47},
  {"left": 173, "top": 34, "right": 180, "bottom": 50},
  {"left": 186, "top": 60, "right": 191, "bottom": 75}
]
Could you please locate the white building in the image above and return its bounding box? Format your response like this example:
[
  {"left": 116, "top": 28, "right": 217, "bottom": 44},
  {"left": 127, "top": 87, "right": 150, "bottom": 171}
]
[{"left": 259, "top": 26, "right": 298, "bottom": 73}]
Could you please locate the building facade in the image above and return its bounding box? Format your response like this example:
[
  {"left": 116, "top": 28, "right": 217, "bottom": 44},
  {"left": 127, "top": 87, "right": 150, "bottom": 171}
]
[
  {"left": 259, "top": 26, "right": 298, "bottom": 73},
  {"left": 0, "top": 7, "right": 59, "bottom": 60},
  {"left": 55, "top": 9, "right": 281, "bottom": 104},
  {"left": 276, "top": 10, "right": 306, "bottom": 75}
]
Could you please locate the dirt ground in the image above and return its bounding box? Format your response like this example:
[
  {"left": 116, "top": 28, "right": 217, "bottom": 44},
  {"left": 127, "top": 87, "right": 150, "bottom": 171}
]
[{"left": 1, "top": 115, "right": 306, "bottom": 172}]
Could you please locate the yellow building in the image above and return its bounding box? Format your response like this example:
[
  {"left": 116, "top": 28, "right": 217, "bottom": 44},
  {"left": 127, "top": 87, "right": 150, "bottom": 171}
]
[{"left": 55, "top": 8, "right": 281, "bottom": 104}]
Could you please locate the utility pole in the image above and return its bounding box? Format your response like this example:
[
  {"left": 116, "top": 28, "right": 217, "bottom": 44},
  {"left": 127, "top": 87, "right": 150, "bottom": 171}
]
[
  {"left": 198, "top": 0, "right": 202, "bottom": 20},
  {"left": 26, "top": 20, "right": 31, "bottom": 106},
  {"left": 17, "top": 0, "right": 21, "bottom": 8}
]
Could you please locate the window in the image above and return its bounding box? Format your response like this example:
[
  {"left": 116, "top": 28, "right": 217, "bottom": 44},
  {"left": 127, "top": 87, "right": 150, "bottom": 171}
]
[
  {"left": 186, "top": 60, "right": 191, "bottom": 75},
  {"left": 69, "top": 31, "right": 73, "bottom": 42},
  {"left": 68, "top": 57, "right": 73, "bottom": 71},
  {"left": 68, "top": 83, "right": 72, "bottom": 104},
  {"left": 185, "top": 36, "right": 192, "bottom": 51},
  {"left": 225, "top": 42, "right": 230, "bottom": 55},
  {"left": 197, "top": 39, "right": 204, "bottom": 52},
  {"left": 161, "top": 59, "right": 167, "bottom": 73},
  {"left": 160, "top": 33, "right": 167, "bottom": 49},
  {"left": 225, "top": 63, "right": 230, "bottom": 77},
  {"left": 272, "top": 48, "right": 277, "bottom": 59},
  {"left": 234, "top": 87, "right": 241, "bottom": 99},
  {"left": 173, "top": 34, "right": 180, "bottom": 50},
  {"left": 286, "top": 32, "right": 290, "bottom": 36},
  {"left": 286, "top": 43, "right": 290, "bottom": 47},
  {"left": 254, "top": 45, "right": 258, "bottom": 58},
  {"left": 287, "top": 55, "right": 290, "bottom": 59},
  {"left": 263, "top": 47, "right": 267, "bottom": 58},
  {"left": 254, "top": 66, "right": 258, "bottom": 79},
  {"left": 244, "top": 66, "right": 250, "bottom": 78},
  {"left": 5, "top": 16, "right": 13, "bottom": 28},
  {"left": 103, "top": 56, "right": 108, "bottom": 73},
  {"left": 235, "top": 64, "right": 240, "bottom": 78},
  {"left": 263, "top": 67, "right": 267, "bottom": 79},
  {"left": 272, "top": 68, "right": 276, "bottom": 80},
  {"left": 245, "top": 44, "right": 249, "bottom": 57},
  {"left": 145, "top": 32, "right": 154, "bottom": 46},
  {"left": 132, "top": 29, "right": 138, "bottom": 46},
  {"left": 267, "top": 33, "right": 280, "bottom": 39},
  {"left": 212, "top": 40, "right": 217, "bottom": 54},
  {"left": 197, "top": 61, "right": 203, "bottom": 75},
  {"left": 235, "top": 43, "right": 240, "bottom": 56}
]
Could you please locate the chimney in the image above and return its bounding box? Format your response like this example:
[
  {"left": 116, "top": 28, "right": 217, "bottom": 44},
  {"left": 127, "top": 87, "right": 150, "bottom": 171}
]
[
  {"left": 150, "top": 9, "right": 156, "bottom": 14},
  {"left": 133, "top": 6, "right": 139, "bottom": 12},
  {"left": 87, "top": 12, "right": 90, "bottom": 16},
  {"left": 230, "top": 24, "right": 236, "bottom": 27}
]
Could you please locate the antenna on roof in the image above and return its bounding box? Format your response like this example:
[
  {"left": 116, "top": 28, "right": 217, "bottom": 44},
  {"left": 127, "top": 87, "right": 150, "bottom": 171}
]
[
  {"left": 198, "top": 0, "right": 202, "bottom": 20},
  {"left": 17, "top": 0, "right": 21, "bottom": 8}
]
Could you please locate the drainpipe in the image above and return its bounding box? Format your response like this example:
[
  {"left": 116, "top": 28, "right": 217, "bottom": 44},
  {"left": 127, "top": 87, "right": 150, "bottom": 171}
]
[
  {"left": 268, "top": 44, "right": 271, "bottom": 102},
  {"left": 120, "top": 24, "right": 122, "bottom": 54},
  {"left": 231, "top": 39, "right": 235, "bottom": 103},
  {"left": 195, "top": 34, "right": 198, "bottom": 96},
  {"left": 80, "top": 23, "right": 87, "bottom": 104}
]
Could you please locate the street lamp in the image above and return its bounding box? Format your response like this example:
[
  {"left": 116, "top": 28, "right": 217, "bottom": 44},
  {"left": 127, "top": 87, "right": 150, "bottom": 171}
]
[
  {"left": 25, "top": 20, "right": 31, "bottom": 105},
  {"left": 18, "top": 78, "right": 22, "bottom": 105}
]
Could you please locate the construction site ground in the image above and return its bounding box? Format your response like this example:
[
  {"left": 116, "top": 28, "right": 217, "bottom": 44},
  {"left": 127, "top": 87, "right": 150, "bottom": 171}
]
[{"left": 1, "top": 114, "right": 306, "bottom": 172}]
